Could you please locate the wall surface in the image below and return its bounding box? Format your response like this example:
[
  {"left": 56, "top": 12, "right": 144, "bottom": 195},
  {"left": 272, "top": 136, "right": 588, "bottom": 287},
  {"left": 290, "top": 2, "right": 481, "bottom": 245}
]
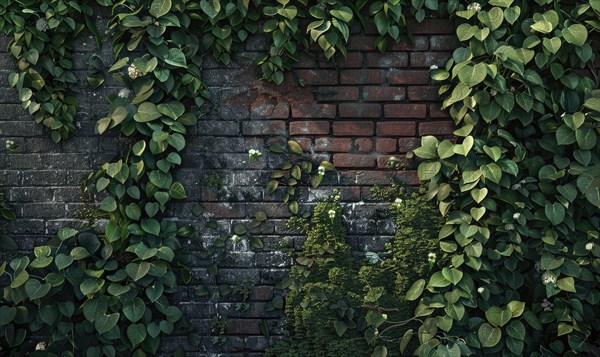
[{"left": 0, "top": 17, "right": 455, "bottom": 356}]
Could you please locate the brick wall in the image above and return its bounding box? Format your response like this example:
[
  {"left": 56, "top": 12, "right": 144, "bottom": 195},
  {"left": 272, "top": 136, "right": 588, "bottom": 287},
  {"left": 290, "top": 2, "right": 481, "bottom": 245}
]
[{"left": 0, "top": 18, "right": 455, "bottom": 356}]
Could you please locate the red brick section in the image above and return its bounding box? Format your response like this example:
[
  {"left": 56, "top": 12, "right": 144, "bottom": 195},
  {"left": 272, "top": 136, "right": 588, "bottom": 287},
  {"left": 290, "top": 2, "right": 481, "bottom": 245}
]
[
  {"left": 377, "top": 122, "right": 417, "bottom": 136},
  {"left": 384, "top": 104, "right": 427, "bottom": 119},
  {"left": 291, "top": 104, "right": 336, "bottom": 118},
  {"left": 315, "top": 138, "right": 352, "bottom": 152},
  {"left": 289, "top": 121, "right": 330, "bottom": 136},
  {"left": 333, "top": 121, "right": 374, "bottom": 136},
  {"left": 333, "top": 154, "right": 376, "bottom": 168},
  {"left": 339, "top": 103, "right": 381, "bottom": 118}
]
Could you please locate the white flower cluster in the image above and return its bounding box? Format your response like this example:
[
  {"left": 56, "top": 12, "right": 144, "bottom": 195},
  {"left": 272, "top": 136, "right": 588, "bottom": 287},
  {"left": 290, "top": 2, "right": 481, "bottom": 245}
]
[
  {"left": 534, "top": 260, "right": 545, "bottom": 272},
  {"left": 36, "top": 18, "right": 49, "bottom": 32},
  {"left": 505, "top": 223, "right": 515, "bottom": 231},
  {"left": 542, "top": 271, "right": 557, "bottom": 285},
  {"left": 128, "top": 64, "right": 142, "bottom": 80},
  {"left": 328, "top": 209, "right": 336, "bottom": 219},
  {"left": 35, "top": 342, "right": 46, "bottom": 351},
  {"left": 511, "top": 179, "right": 527, "bottom": 190},
  {"left": 427, "top": 252, "right": 437, "bottom": 264},
  {"left": 318, "top": 165, "right": 326, "bottom": 176},
  {"left": 429, "top": 64, "right": 439, "bottom": 70},
  {"left": 512, "top": 212, "right": 521, "bottom": 220},
  {"left": 586, "top": 242, "right": 594, "bottom": 251},
  {"left": 468, "top": 2, "right": 482, "bottom": 11},
  {"left": 541, "top": 298, "right": 554, "bottom": 312},
  {"left": 231, "top": 234, "right": 242, "bottom": 243},
  {"left": 5, "top": 140, "right": 16, "bottom": 151},
  {"left": 118, "top": 88, "right": 131, "bottom": 98},
  {"left": 248, "top": 149, "right": 262, "bottom": 160},
  {"left": 477, "top": 287, "right": 485, "bottom": 294}
]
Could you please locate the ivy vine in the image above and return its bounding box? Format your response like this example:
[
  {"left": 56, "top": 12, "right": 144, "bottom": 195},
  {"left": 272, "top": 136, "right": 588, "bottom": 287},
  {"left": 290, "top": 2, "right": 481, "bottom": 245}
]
[{"left": 404, "top": 0, "right": 600, "bottom": 355}]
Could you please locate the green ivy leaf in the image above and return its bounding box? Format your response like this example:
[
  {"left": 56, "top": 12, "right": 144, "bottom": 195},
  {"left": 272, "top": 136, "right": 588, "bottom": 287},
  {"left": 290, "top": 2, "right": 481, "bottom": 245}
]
[
  {"left": 126, "top": 262, "right": 151, "bottom": 281},
  {"left": 169, "top": 182, "right": 187, "bottom": 199},
  {"left": 478, "top": 322, "right": 502, "bottom": 348},
  {"left": 125, "top": 324, "right": 147, "bottom": 349},
  {"left": 149, "top": 0, "right": 172, "bottom": 18},
  {"left": 124, "top": 297, "right": 146, "bottom": 322},
  {"left": 562, "top": 24, "right": 588, "bottom": 46},
  {"left": 25, "top": 280, "right": 51, "bottom": 300},
  {"left": 334, "top": 320, "right": 347, "bottom": 337},
  {"left": 134, "top": 102, "right": 162, "bottom": 122},
  {"left": 545, "top": 203, "right": 565, "bottom": 225},
  {"left": 164, "top": 48, "right": 187, "bottom": 68},
  {"left": 95, "top": 313, "right": 120, "bottom": 334},
  {"left": 405, "top": 279, "right": 426, "bottom": 301}
]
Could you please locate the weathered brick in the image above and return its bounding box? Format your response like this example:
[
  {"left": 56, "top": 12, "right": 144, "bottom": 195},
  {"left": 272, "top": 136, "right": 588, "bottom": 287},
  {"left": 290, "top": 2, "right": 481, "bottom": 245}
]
[
  {"left": 289, "top": 121, "right": 330, "bottom": 136},
  {"left": 384, "top": 104, "right": 427, "bottom": 118},
  {"left": 398, "top": 137, "right": 420, "bottom": 152},
  {"left": 388, "top": 70, "right": 430, "bottom": 85},
  {"left": 241, "top": 121, "right": 287, "bottom": 136},
  {"left": 410, "top": 52, "right": 451, "bottom": 68},
  {"left": 408, "top": 86, "right": 440, "bottom": 101},
  {"left": 250, "top": 102, "right": 289, "bottom": 119},
  {"left": 339, "top": 103, "right": 381, "bottom": 118},
  {"left": 347, "top": 35, "right": 377, "bottom": 50},
  {"left": 430, "top": 35, "right": 461, "bottom": 51},
  {"left": 315, "top": 86, "right": 359, "bottom": 102},
  {"left": 340, "top": 70, "right": 384, "bottom": 85},
  {"left": 319, "top": 52, "right": 363, "bottom": 68},
  {"left": 429, "top": 103, "right": 450, "bottom": 118},
  {"left": 354, "top": 138, "right": 373, "bottom": 152},
  {"left": 365, "top": 52, "right": 409, "bottom": 68},
  {"left": 291, "top": 104, "right": 336, "bottom": 118},
  {"left": 408, "top": 19, "right": 455, "bottom": 35},
  {"left": 225, "top": 319, "right": 261, "bottom": 335},
  {"left": 376, "top": 138, "right": 397, "bottom": 153},
  {"left": 388, "top": 36, "right": 430, "bottom": 51},
  {"left": 315, "top": 137, "right": 352, "bottom": 152},
  {"left": 294, "top": 69, "right": 338, "bottom": 85},
  {"left": 363, "top": 87, "right": 406, "bottom": 102},
  {"left": 419, "top": 121, "right": 454, "bottom": 135},
  {"left": 333, "top": 154, "right": 376, "bottom": 168},
  {"left": 376, "top": 122, "right": 417, "bottom": 136},
  {"left": 333, "top": 121, "right": 374, "bottom": 136}
]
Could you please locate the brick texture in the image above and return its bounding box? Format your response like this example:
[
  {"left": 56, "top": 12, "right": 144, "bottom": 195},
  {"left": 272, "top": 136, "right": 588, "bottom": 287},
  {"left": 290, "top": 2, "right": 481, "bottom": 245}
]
[{"left": 0, "top": 11, "right": 457, "bottom": 356}]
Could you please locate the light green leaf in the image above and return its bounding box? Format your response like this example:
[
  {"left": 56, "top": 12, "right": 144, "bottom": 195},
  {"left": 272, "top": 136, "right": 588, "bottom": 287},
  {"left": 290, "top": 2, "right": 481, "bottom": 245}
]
[
  {"left": 478, "top": 322, "right": 502, "bottom": 348},
  {"left": 418, "top": 161, "right": 441, "bottom": 181},
  {"left": 149, "top": 0, "right": 172, "bottom": 18},
  {"left": 562, "top": 24, "right": 588, "bottom": 46}
]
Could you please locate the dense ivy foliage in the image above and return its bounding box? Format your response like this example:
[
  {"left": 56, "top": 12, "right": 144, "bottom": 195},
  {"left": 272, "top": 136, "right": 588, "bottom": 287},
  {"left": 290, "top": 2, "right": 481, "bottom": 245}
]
[
  {"left": 405, "top": 0, "right": 600, "bottom": 355},
  {"left": 268, "top": 187, "right": 442, "bottom": 357},
  {"left": 0, "top": 0, "right": 101, "bottom": 142}
]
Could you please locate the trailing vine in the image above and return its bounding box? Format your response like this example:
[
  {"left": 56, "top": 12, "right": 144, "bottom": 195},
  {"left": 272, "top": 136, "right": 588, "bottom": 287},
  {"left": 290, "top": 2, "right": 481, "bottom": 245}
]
[
  {"left": 0, "top": 0, "right": 102, "bottom": 143},
  {"left": 405, "top": 0, "right": 600, "bottom": 355},
  {"left": 1, "top": 0, "right": 598, "bottom": 355}
]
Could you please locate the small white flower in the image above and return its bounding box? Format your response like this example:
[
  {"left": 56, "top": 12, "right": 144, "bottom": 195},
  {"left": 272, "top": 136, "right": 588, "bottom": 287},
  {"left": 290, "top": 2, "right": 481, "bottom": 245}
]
[
  {"left": 490, "top": 89, "right": 498, "bottom": 96},
  {"left": 429, "top": 64, "right": 439, "bottom": 70},
  {"left": 512, "top": 213, "right": 521, "bottom": 220},
  {"left": 318, "top": 165, "right": 326, "bottom": 176},
  {"left": 511, "top": 183, "right": 521, "bottom": 190},
  {"left": 394, "top": 198, "right": 403, "bottom": 204},
  {"left": 542, "top": 272, "right": 557, "bottom": 285},
  {"left": 35, "top": 342, "right": 46, "bottom": 351},
  {"left": 127, "top": 64, "right": 141, "bottom": 80},
  {"left": 534, "top": 260, "right": 545, "bottom": 272},
  {"left": 477, "top": 287, "right": 485, "bottom": 294},
  {"left": 561, "top": 112, "right": 566, "bottom": 118},
  {"left": 541, "top": 298, "right": 554, "bottom": 312},
  {"left": 248, "top": 149, "right": 262, "bottom": 160},
  {"left": 231, "top": 234, "right": 241, "bottom": 243},
  {"left": 586, "top": 242, "right": 594, "bottom": 251},
  {"left": 118, "top": 88, "right": 131, "bottom": 98},
  {"left": 467, "top": 2, "right": 482, "bottom": 11},
  {"left": 5, "top": 140, "right": 16, "bottom": 150},
  {"left": 328, "top": 209, "right": 336, "bottom": 219},
  {"left": 427, "top": 252, "right": 437, "bottom": 263},
  {"left": 36, "top": 18, "right": 49, "bottom": 32},
  {"left": 505, "top": 224, "right": 515, "bottom": 231},
  {"left": 520, "top": 180, "right": 526, "bottom": 185}
]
